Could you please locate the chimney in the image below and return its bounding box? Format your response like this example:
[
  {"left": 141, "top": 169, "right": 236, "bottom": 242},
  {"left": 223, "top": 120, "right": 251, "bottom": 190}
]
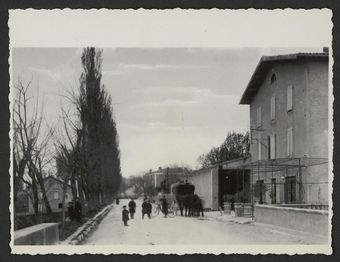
[
  {"left": 158, "top": 167, "right": 162, "bottom": 171},
  {"left": 149, "top": 169, "right": 152, "bottom": 173}
]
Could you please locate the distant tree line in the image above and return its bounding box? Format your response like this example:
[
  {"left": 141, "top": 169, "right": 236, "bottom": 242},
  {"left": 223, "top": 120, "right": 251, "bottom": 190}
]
[{"left": 197, "top": 131, "right": 250, "bottom": 168}]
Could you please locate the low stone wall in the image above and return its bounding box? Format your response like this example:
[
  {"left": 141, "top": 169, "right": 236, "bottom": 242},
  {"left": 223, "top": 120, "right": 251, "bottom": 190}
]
[
  {"left": 60, "top": 204, "right": 113, "bottom": 245},
  {"left": 254, "top": 204, "right": 329, "bottom": 236},
  {"left": 14, "top": 223, "right": 59, "bottom": 245}
]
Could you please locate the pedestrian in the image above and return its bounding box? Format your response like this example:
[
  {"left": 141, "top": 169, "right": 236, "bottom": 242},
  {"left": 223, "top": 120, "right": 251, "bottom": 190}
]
[
  {"left": 128, "top": 198, "right": 136, "bottom": 219},
  {"left": 116, "top": 197, "right": 120, "bottom": 205},
  {"left": 161, "top": 196, "right": 168, "bottom": 218},
  {"left": 67, "top": 201, "right": 74, "bottom": 221},
  {"left": 142, "top": 198, "right": 148, "bottom": 219},
  {"left": 146, "top": 200, "right": 152, "bottom": 219},
  {"left": 122, "top": 205, "right": 129, "bottom": 226},
  {"left": 74, "top": 197, "right": 82, "bottom": 223}
]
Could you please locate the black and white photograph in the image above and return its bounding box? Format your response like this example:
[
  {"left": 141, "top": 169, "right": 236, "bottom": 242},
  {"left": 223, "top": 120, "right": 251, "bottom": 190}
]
[{"left": 8, "top": 9, "right": 333, "bottom": 255}]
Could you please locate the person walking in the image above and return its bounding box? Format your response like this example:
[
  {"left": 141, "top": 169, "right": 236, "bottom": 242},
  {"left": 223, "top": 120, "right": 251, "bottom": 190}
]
[
  {"left": 146, "top": 200, "right": 152, "bottom": 219},
  {"left": 128, "top": 198, "right": 136, "bottom": 219},
  {"left": 142, "top": 198, "right": 148, "bottom": 219},
  {"left": 67, "top": 201, "right": 74, "bottom": 221},
  {"left": 161, "top": 196, "right": 168, "bottom": 218},
  {"left": 122, "top": 205, "right": 129, "bottom": 226},
  {"left": 74, "top": 198, "right": 82, "bottom": 223}
]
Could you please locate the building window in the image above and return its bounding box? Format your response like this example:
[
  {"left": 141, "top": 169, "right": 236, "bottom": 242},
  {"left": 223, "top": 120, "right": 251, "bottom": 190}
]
[
  {"left": 270, "top": 73, "right": 277, "bottom": 84},
  {"left": 287, "top": 127, "right": 293, "bottom": 156},
  {"left": 53, "top": 191, "right": 60, "bottom": 200},
  {"left": 270, "top": 95, "right": 276, "bottom": 120},
  {"left": 258, "top": 134, "right": 262, "bottom": 161},
  {"left": 268, "top": 134, "right": 276, "bottom": 160},
  {"left": 287, "top": 85, "right": 293, "bottom": 111},
  {"left": 256, "top": 106, "right": 262, "bottom": 127},
  {"left": 58, "top": 203, "right": 63, "bottom": 209}
]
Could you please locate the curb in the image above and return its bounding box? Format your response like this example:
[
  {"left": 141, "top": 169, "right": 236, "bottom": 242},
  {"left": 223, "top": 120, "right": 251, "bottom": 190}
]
[
  {"left": 59, "top": 204, "right": 113, "bottom": 245},
  {"left": 212, "top": 215, "right": 254, "bottom": 225}
]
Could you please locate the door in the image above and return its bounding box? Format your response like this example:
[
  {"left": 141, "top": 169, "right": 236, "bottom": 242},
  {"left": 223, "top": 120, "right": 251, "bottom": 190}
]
[{"left": 284, "top": 176, "right": 297, "bottom": 203}]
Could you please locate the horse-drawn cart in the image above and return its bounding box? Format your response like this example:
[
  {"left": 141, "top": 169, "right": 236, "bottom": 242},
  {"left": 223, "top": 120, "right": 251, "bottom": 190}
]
[{"left": 170, "top": 181, "right": 204, "bottom": 217}]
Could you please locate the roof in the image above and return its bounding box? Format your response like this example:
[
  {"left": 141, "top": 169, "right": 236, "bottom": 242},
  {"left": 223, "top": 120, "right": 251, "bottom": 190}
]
[
  {"left": 144, "top": 167, "right": 189, "bottom": 176},
  {"left": 23, "top": 175, "right": 71, "bottom": 190},
  {"left": 188, "top": 156, "right": 252, "bottom": 175},
  {"left": 44, "top": 175, "right": 64, "bottom": 184},
  {"left": 239, "top": 52, "right": 329, "bottom": 105}
]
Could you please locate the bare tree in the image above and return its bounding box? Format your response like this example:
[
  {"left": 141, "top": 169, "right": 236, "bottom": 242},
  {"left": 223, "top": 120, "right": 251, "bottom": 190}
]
[{"left": 13, "top": 78, "right": 53, "bottom": 219}]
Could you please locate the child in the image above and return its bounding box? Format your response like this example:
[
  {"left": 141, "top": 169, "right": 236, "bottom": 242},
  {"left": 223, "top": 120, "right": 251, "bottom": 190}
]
[{"left": 122, "top": 205, "right": 129, "bottom": 226}]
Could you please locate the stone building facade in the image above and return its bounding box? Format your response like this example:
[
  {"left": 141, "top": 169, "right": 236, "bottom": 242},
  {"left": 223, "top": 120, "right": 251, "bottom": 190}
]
[{"left": 240, "top": 51, "right": 329, "bottom": 205}]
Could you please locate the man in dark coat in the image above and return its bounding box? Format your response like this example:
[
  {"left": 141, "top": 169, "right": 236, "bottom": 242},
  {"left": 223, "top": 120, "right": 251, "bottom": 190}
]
[
  {"left": 142, "top": 199, "right": 148, "bottom": 219},
  {"left": 128, "top": 199, "right": 136, "bottom": 219},
  {"left": 161, "top": 196, "right": 168, "bottom": 217},
  {"left": 67, "top": 201, "right": 74, "bottom": 221},
  {"left": 74, "top": 198, "right": 82, "bottom": 223},
  {"left": 146, "top": 200, "right": 152, "bottom": 219},
  {"left": 122, "top": 205, "right": 129, "bottom": 226}
]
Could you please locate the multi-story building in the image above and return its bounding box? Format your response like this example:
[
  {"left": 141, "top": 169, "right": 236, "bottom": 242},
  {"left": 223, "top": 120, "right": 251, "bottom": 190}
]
[{"left": 239, "top": 50, "right": 329, "bottom": 205}]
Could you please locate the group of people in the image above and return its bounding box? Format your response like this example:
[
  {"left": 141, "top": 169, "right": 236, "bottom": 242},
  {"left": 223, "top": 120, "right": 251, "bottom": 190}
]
[
  {"left": 122, "top": 197, "right": 174, "bottom": 226},
  {"left": 122, "top": 198, "right": 152, "bottom": 226},
  {"left": 121, "top": 198, "right": 138, "bottom": 226}
]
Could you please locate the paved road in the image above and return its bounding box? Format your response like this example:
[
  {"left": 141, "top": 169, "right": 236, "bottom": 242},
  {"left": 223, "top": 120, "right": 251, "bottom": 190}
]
[{"left": 84, "top": 199, "right": 328, "bottom": 245}]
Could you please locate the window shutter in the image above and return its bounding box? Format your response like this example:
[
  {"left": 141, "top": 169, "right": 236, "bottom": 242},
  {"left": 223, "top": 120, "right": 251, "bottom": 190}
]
[
  {"left": 290, "top": 127, "right": 293, "bottom": 156},
  {"left": 270, "top": 134, "right": 276, "bottom": 159},
  {"left": 258, "top": 134, "right": 262, "bottom": 160},
  {"left": 287, "top": 127, "right": 293, "bottom": 156},
  {"left": 257, "top": 106, "right": 262, "bottom": 127},
  {"left": 287, "top": 128, "right": 290, "bottom": 156},
  {"left": 270, "top": 95, "right": 276, "bottom": 120},
  {"left": 287, "top": 85, "right": 293, "bottom": 111}
]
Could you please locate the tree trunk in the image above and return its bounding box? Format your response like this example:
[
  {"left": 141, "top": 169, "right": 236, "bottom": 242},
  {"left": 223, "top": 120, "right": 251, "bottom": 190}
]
[
  {"left": 14, "top": 158, "right": 28, "bottom": 202},
  {"left": 98, "top": 192, "right": 102, "bottom": 206},
  {"left": 77, "top": 174, "right": 86, "bottom": 215},
  {"left": 61, "top": 180, "right": 68, "bottom": 229},
  {"left": 71, "top": 173, "right": 77, "bottom": 200},
  {"left": 34, "top": 159, "right": 52, "bottom": 214},
  {"left": 31, "top": 171, "right": 39, "bottom": 224}
]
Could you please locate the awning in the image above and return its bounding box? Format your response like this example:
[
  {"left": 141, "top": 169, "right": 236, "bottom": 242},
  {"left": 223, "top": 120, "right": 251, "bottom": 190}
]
[{"left": 239, "top": 157, "right": 328, "bottom": 174}]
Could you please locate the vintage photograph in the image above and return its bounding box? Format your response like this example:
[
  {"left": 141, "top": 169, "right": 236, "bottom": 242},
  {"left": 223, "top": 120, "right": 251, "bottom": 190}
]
[{"left": 9, "top": 9, "right": 333, "bottom": 255}]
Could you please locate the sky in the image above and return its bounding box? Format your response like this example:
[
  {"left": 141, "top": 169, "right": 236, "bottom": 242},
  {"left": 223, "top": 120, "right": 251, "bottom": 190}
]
[{"left": 11, "top": 47, "right": 323, "bottom": 177}]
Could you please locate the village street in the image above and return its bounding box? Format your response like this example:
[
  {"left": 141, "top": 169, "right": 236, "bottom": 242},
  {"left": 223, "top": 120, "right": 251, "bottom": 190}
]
[{"left": 83, "top": 199, "right": 328, "bottom": 245}]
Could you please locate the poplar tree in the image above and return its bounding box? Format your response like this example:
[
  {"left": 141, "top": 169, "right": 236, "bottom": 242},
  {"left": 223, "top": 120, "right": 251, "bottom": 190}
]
[{"left": 75, "top": 48, "right": 122, "bottom": 210}]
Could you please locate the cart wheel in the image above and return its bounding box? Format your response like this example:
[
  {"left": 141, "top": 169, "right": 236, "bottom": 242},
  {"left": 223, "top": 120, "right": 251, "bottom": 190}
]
[
  {"left": 152, "top": 207, "right": 160, "bottom": 217},
  {"left": 167, "top": 208, "right": 176, "bottom": 218}
]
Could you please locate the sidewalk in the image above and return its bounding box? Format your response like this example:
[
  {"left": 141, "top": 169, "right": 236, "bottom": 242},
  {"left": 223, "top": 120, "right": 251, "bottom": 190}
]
[
  {"left": 203, "top": 211, "right": 253, "bottom": 224},
  {"left": 203, "top": 210, "right": 328, "bottom": 244}
]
